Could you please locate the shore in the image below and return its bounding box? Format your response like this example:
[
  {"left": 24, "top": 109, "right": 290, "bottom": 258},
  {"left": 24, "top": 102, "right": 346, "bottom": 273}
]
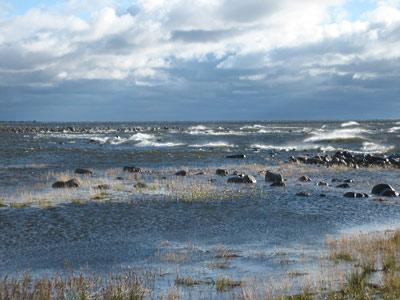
[{"left": 1, "top": 157, "right": 400, "bottom": 299}]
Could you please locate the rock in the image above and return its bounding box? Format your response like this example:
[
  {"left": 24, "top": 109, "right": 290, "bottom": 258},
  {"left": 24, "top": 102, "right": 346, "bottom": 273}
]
[
  {"left": 195, "top": 171, "right": 205, "bottom": 175},
  {"left": 116, "top": 177, "right": 124, "bottom": 180},
  {"left": 332, "top": 178, "right": 342, "bottom": 182},
  {"left": 381, "top": 190, "right": 399, "bottom": 197},
  {"left": 175, "top": 170, "right": 187, "bottom": 176},
  {"left": 216, "top": 169, "right": 228, "bottom": 176},
  {"left": 265, "top": 171, "right": 284, "bottom": 185},
  {"left": 299, "top": 175, "right": 311, "bottom": 182},
  {"left": 74, "top": 168, "right": 93, "bottom": 176},
  {"left": 96, "top": 184, "right": 111, "bottom": 190},
  {"left": 336, "top": 183, "right": 351, "bottom": 189},
  {"left": 226, "top": 154, "right": 246, "bottom": 159},
  {"left": 344, "top": 192, "right": 368, "bottom": 198},
  {"left": 227, "top": 175, "right": 256, "bottom": 184},
  {"left": 371, "top": 184, "right": 395, "bottom": 195},
  {"left": 319, "top": 194, "right": 327, "bottom": 197},
  {"left": 344, "top": 179, "right": 354, "bottom": 183},
  {"left": 296, "top": 192, "right": 311, "bottom": 197},
  {"left": 52, "top": 179, "right": 79, "bottom": 188},
  {"left": 243, "top": 175, "right": 257, "bottom": 184},
  {"left": 317, "top": 181, "right": 329, "bottom": 186},
  {"left": 123, "top": 166, "right": 141, "bottom": 173}
]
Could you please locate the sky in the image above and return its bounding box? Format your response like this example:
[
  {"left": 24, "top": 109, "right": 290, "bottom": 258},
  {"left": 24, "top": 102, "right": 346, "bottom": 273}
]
[{"left": 0, "top": 0, "right": 399, "bottom": 121}]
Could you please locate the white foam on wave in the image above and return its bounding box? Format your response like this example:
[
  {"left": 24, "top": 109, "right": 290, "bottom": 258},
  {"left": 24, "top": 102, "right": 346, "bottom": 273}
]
[
  {"left": 361, "top": 142, "right": 394, "bottom": 153},
  {"left": 187, "top": 129, "right": 245, "bottom": 136},
  {"left": 189, "top": 142, "right": 236, "bottom": 148},
  {"left": 304, "top": 128, "right": 369, "bottom": 143},
  {"left": 240, "top": 124, "right": 267, "bottom": 130},
  {"left": 388, "top": 126, "right": 400, "bottom": 133},
  {"left": 188, "top": 125, "right": 208, "bottom": 131},
  {"left": 251, "top": 143, "right": 336, "bottom": 152},
  {"left": 341, "top": 121, "right": 360, "bottom": 127},
  {"left": 135, "top": 140, "right": 184, "bottom": 147}
]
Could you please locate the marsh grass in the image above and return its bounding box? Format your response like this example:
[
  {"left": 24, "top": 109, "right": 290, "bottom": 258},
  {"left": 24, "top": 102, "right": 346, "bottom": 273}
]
[
  {"left": 215, "top": 277, "right": 241, "bottom": 292},
  {"left": 0, "top": 272, "right": 147, "bottom": 300}
]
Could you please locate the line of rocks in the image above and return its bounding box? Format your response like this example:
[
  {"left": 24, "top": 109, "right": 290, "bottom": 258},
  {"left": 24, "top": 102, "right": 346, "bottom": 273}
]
[
  {"left": 290, "top": 151, "right": 400, "bottom": 168},
  {"left": 0, "top": 125, "right": 184, "bottom": 134}
]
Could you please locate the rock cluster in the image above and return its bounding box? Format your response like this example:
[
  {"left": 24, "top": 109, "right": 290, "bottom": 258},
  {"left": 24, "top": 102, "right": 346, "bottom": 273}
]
[
  {"left": 290, "top": 151, "right": 400, "bottom": 168},
  {"left": 52, "top": 179, "right": 79, "bottom": 188}
]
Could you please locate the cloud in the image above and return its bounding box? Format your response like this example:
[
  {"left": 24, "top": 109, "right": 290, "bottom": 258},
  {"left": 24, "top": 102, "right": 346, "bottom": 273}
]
[{"left": 0, "top": 0, "right": 400, "bottom": 120}]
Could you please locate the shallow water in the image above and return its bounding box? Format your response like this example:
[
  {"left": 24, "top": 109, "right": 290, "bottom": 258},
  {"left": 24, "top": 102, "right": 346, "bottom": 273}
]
[{"left": 1, "top": 120, "right": 400, "bottom": 296}]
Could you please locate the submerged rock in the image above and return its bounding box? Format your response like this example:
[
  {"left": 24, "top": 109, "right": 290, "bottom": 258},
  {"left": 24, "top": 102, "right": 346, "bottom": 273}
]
[
  {"left": 317, "top": 181, "right": 329, "bottom": 186},
  {"left": 74, "top": 168, "right": 93, "bottom": 176},
  {"left": 296, "top": 192, "right": 311, "bottom": 197},
  {"left": 123, "top": 166, "right": 141, "bottom": 173},
  {"left": 299, "top": 175, "right": 311, "bottom": 182},
  {"left": 226, "top": 154, "right": 246, "bottom": 159},
  {"left": 216, "top": 169, "right": 228, "bottom": 176},
  {"left": 344, "top": 192, "right": 369, "bottom": 198},
  {"left": 52, "top": 179, "right": 79, "bottom": 188},
  {"left": 96, "top": 184, "right": 111, "bottom": 190},
  {"left": 371, "top": 183, "right": 395, "bottom": 195},
  {"left": 336, "top": 183, "right": 351, "bottom": 189},
  {"left": 175, "top": 170, "right": 187, "bottom": 176},
  {"left": 227, "top": 175, "right": 256, "bottom": 184}
]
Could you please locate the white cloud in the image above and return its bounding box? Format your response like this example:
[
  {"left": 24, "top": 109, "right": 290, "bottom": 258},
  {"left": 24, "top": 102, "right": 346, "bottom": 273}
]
[{"left": 0, "top": 0, "right": 399, "bottom": 89}]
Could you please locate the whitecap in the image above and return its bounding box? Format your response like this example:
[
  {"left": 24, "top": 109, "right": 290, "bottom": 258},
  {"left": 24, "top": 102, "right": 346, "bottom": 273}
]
[
  {"left": 135, "top": 140, "right": 184, "bottom": 147},
  {"left": 304, "top": 128, "right": 369, "bottom": 143},
  {"left": 240, "top": 124, "right": 267, "bottom": 130},
  {"left": 361, "top": 142, "right": 394, "bottom": 154},
  {"left": 188, "top": 125, "right": 208, "bottom": 131},
  {"left": 341, "top": 121, "right": 360, "bottom": 127},
  {"left": 250, "top": 144, "right": 331, "bottom": 152},
  {"left": 190, "top": 142, "right": 236, "bottom": 148},
  {"left": 388, "top": 126, "right": 400, "bottom": 133},
  {"left": 186, "top": 130, "right": 245, "bottom": 136}
]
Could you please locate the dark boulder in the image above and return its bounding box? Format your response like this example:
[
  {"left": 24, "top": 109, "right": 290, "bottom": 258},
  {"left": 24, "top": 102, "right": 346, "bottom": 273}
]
[
  {"left": 74, "top": 168, "right": 93, "bottom": 176},
  {"left": 371, "top": 184, "right": 395, "bottom": 195},
  {"left": 296, "top": 192, "right": 311, "bottom": 197},
  {"left": 226, "top": 154, "right": 246, "bottom": 159},
  {"left": 216, "top": 169, "right": 228, "bottom": 176},
  {"left": 52, "top": 179, "right": 79, "bottom": 188},
  {"left": 265, "top": 171, "right": 284, "bottom": 185},
  {"left": 344, "top": 192, "right": 369, "bottom": 198},
  {"left": 175, "top": 170, "right": 187, "bottom": 176},
  {"left": 336, "top": 183, "right": 351, "bottom": 189},
  {"left": 381, "top": 190, "right": 399, "bottom": 197},
  {"left": 317, "top": 181, "right": 329, "bottom": 186},
  {"left": 243, "top": 175, "right": 257, "bottom": 184},
  {"left": 299, "top": 175, "right": 311, "bottom": 182},
  {"left": 227, "top": 175, "right": 256, "bottom": 184},
  {"left": 96, "top": 184, "right": 111, "bottom": 190},
  {"left": 123, "top": 166, "right": 142, "bottom": 173}
]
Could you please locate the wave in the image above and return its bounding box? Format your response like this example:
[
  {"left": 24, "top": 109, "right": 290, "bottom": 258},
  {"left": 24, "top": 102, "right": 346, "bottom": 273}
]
[
  {"left": 388, "top": 126, "right": 400, "bottom": 133},
  {"left": 135, "top": 140, "right": 184, "bottom": 147},
  {"left": 304, "top": 128, "right": 369, "bottom": 143},
  {"left": 188, "top": 125, "right": 208, "bottom": 131},
  {"left": 250, "top": 144, "right": 336, "bottom": 152},
  {"left": 240, "top": 124, "right": 267, "bottom": 130},
  {"left": 361, "top": 142, "right": 394, "bottom": 154},
  {"left": 186, "top": 130, "right": 245, "bottom": 136},
  {"left": 341, "top": 121, "right": 360, "bottom": 127},
  {"left": 189, "top": 142, "right": 236, "bottom": 148}
]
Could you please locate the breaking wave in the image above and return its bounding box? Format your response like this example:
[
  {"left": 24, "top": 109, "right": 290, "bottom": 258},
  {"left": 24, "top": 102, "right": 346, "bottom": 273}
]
[
  {"left": 304, "top": 128, "right": 369, "bottom": 143},
  {"left": 189, "top": 142, "right": 236, "bottom": 148},
  {"left": 341, "top": 121, "right": 360, "bottom": 127}
]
